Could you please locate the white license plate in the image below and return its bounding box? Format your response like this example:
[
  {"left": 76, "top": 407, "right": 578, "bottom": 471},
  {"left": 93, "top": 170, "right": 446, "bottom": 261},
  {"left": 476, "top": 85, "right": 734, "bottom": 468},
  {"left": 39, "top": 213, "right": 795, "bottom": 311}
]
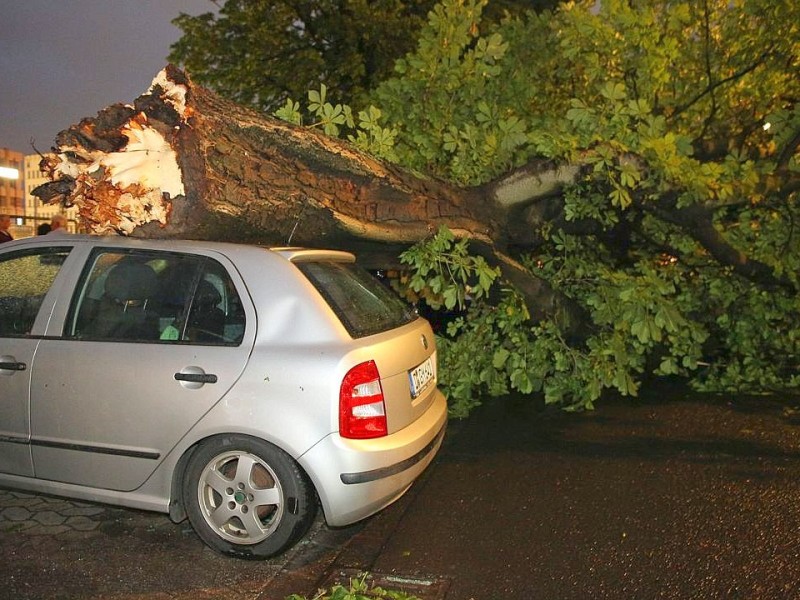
[{"left": 409, "top": 356, "right": 435, "bottom": 398}]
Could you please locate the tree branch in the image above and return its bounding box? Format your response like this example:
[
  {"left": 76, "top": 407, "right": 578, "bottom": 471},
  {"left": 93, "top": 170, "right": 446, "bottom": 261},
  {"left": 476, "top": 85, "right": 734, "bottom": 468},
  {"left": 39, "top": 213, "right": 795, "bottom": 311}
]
[
  {"left": 669, "top": 46, "right": 775, "bottom": 121},
  {"left": 645, "top": 195, "right": 795, "bottom": 291}
]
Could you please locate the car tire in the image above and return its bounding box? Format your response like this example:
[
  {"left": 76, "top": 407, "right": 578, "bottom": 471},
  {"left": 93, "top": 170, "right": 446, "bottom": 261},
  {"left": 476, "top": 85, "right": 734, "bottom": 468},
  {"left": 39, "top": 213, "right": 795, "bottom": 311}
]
[{"left": 182, "top": 435, "right": 317, "bottom": 559}]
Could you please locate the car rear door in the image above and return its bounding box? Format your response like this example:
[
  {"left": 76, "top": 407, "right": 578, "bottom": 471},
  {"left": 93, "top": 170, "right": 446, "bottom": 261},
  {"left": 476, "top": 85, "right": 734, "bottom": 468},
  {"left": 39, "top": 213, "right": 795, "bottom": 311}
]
[{"left": 29, "top": 247, "right": 256, "bottom": 491}]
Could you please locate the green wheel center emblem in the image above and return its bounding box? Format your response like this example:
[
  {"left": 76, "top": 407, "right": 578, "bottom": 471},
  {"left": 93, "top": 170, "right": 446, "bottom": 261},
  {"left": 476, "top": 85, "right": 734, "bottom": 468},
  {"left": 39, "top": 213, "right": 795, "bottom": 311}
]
[{"left": 234, "top": 490, "right": 247, "bottom": 504}]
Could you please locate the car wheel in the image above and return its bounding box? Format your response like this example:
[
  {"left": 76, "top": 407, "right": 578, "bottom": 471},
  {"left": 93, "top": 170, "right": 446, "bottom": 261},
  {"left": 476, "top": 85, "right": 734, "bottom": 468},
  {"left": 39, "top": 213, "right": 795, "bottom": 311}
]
[{"left": 182, "top": 435, "right": 317, "bottom": 559}]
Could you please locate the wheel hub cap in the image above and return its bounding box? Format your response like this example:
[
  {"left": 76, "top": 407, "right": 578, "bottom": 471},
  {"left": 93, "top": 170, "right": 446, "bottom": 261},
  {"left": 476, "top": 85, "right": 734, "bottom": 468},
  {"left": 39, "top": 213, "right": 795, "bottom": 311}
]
[{"left": 197, "top": 450, "right": 285, "bottom": 545}]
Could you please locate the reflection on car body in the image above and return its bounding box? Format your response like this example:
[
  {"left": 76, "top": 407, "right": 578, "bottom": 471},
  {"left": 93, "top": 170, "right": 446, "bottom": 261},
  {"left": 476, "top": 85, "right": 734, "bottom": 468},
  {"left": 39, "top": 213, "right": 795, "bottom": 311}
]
[{"left": 0, "top": 235, "right": 447, "bottom": 559}]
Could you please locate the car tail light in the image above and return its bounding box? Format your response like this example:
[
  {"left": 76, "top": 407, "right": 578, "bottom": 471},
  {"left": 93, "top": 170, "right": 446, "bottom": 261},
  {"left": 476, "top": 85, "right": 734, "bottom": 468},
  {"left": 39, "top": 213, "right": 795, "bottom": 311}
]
[{"left": 340, "top": 360, "right": 387, "bottom": 439}]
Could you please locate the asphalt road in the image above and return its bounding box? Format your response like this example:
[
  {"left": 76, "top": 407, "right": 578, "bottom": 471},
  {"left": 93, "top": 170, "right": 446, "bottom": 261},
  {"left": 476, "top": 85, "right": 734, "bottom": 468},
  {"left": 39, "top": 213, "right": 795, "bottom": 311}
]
[
  {"left": 369, "top": 388, "right": 800, "bottom": 599},
  {"left": 2, "top": 382, "right": 800, "bottom": 599}
]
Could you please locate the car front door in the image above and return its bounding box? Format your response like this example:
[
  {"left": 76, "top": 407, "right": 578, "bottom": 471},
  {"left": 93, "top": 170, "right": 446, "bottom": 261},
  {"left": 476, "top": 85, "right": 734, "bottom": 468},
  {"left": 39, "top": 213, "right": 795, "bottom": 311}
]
[
  {"left": 29, "top": 248, "right": 255, "bottom": 491},
  {"left": 0, "top": 246, "right": 73, "bottom": 476}
]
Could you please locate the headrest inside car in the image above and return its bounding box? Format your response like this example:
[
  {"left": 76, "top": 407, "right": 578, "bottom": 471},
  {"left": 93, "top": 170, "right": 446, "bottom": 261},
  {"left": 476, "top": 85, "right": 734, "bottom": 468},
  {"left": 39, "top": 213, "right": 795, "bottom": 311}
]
[{"left": 105, "top": 261, "right": 158, "bottom": 302}]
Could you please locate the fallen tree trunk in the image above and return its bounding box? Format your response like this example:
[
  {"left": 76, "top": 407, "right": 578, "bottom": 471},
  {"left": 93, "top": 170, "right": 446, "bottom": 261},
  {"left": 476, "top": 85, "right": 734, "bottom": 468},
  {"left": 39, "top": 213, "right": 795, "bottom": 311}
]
[
  {"left": 34, "top": 66, "right": 792, "bottom": 324},
  {"left": 33, "top": 65, "right": 582, "bottom": 320}
]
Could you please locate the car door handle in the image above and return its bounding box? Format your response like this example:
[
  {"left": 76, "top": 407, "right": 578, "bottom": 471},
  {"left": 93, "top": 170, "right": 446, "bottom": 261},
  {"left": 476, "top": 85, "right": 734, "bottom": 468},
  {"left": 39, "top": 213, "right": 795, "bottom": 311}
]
[
  {"left": 0, "top": 361, "right": 26, "bottom": 371},
  {"left": 0, "top": 355, "right": 27, "bottom": 371},
  {"left": 174, "top": 372, "right": 218, "bottom": 384}
]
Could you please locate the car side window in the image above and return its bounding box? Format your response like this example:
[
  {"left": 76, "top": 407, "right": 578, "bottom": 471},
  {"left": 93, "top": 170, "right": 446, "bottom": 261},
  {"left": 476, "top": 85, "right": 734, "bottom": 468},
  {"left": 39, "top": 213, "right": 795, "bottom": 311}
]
[
  {"left": 183, "top": 261, "right": 246, "bottom": 345},
  {"left": 67, "top": 249, "right": 245, "bottom": 345},
  {"left": 0, "top": 247, "right": 71, "bottom": 337}
]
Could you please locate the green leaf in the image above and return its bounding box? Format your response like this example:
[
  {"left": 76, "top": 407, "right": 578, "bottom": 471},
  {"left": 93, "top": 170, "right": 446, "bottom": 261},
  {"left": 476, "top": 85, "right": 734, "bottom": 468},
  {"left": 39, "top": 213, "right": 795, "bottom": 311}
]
[
  {"left": 493, "top": 347, "right": 510, "bottom": 368},
  {"left": 600, "top": 82, "right": 627, "bottom": 102},
  {"left": 308, "top": 84, "right": 328, "bottom": 116},
  {"left": 273, "top": 99, "right": 301, "bottom": 125}
]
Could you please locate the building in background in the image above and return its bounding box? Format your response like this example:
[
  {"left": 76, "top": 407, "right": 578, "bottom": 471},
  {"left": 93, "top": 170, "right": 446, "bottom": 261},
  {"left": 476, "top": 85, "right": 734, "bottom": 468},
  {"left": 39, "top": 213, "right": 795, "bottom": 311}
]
[
  {"left": 0, "top": 149, "right": 25, "bottom": 237},
  {"left": 24, "top": 154, "right": 79, "bottom": 235}
]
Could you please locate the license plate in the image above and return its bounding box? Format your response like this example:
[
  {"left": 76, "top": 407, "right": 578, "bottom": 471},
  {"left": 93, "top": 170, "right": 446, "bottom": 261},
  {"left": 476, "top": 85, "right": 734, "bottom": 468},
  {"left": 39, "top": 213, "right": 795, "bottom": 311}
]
[{"left": 409, "top": 356, "right": 435, "bottom": 399}]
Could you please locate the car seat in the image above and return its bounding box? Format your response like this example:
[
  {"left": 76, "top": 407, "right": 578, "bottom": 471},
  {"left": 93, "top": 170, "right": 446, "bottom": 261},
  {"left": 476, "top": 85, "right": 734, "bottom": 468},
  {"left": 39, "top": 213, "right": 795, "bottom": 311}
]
[
  {"left": 82, "top": 260, "right": 160, "bottom": 340},
  {"left": 186, "top": 279, "right": 226, "bottom": 342}
]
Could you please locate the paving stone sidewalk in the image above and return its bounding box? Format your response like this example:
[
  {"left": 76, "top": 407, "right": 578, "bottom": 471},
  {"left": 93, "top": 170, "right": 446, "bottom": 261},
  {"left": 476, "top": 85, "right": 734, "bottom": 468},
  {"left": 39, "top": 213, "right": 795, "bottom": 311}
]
[
  {"left": 0, "top": 473, "right": 440, "bottom": 600},
  {"left": 0, "top": 486, "right": 310, "bottom": 600},
  {"left": 0, "top": 490, "right": 107, "bottom": 536}
]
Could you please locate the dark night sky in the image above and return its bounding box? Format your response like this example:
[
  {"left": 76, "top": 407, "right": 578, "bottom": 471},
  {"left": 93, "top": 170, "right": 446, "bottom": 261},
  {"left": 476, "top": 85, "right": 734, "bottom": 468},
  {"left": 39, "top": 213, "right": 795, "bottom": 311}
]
[{"left": 0, "top": 0, "right": 215, "bottom": 153}]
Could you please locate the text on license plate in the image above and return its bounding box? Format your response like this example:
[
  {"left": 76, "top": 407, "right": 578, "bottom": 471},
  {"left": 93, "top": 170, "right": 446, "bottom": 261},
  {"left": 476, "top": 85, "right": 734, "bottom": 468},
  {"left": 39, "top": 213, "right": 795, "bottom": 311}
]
[{"left": 409, "top": 356, "right": 435, "bottom": 399}]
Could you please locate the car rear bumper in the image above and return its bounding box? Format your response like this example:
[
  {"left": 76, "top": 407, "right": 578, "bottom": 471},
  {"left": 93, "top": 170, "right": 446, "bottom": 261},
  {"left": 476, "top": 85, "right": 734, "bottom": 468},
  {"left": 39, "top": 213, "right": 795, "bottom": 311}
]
[
  {"left": 299, "top": 388, "right": 448, "bottom": 527},
  {"left": 339, "top": 423, "right": 446, "bottom": 485}
]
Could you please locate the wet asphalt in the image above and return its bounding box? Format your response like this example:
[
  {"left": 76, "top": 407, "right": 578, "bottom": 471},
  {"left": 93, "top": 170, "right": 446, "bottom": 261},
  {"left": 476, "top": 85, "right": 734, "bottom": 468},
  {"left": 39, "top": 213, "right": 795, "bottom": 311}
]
[{"left": 2, "top": 382, "right": 800, "bottom": 599}]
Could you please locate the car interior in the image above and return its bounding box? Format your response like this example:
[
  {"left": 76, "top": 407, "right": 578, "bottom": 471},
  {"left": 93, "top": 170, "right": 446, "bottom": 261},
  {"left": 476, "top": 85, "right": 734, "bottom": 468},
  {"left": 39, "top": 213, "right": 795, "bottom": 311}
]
[{"left": 70, "top": 251, "right": 245, "bottom": 345}]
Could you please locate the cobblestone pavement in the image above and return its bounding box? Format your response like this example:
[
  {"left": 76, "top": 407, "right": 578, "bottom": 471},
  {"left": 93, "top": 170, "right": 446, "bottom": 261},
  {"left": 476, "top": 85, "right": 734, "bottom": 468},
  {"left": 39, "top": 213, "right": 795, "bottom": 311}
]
[
  {"left": 0, "top": 482, "right": 435, "bottom": 600},
  {"left": 0, "top": 490, "right": 106, "bottom": 536},
  {"left": 0, "top": 486, "right": 353, "bottom": 600}
]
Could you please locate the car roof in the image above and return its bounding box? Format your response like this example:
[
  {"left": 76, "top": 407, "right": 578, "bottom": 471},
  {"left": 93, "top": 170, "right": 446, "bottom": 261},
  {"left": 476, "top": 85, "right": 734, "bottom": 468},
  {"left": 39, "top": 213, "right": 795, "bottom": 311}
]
[{"left": 3, "top": 234, "right": 355, "bottom": 263}]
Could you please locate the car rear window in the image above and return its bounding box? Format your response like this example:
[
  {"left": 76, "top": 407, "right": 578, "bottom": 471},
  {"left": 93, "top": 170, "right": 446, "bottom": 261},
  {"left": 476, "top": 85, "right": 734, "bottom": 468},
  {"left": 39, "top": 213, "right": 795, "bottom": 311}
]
[{"left": 297, "top": 261, "right": 417, "bottom": 338}]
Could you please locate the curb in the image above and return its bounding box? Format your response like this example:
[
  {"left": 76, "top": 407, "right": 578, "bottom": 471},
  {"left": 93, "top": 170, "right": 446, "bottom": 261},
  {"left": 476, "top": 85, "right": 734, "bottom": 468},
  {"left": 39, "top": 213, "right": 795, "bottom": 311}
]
[{"left": 262, "top": 462, "right": 450, "bottom": 600}]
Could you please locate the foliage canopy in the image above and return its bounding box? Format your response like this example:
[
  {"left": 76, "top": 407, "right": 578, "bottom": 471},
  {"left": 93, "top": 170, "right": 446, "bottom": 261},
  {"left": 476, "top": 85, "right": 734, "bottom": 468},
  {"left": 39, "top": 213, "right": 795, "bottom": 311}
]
[
  {"left": 169, "top": 0, "right": 556, "bottom": 112},
  {"left": 382, "top": 0, "right": 800, "bottom": 412},
  {"left": 173, "top": 0, "right": 800, "bottom": 413}
]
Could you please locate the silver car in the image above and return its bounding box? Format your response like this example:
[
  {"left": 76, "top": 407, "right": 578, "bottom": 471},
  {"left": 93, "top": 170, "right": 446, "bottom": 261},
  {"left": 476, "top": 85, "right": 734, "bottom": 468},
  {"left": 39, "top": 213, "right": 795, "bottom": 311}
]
[{"left": 0, "top": 235, "right": 446, "bottom": 558}]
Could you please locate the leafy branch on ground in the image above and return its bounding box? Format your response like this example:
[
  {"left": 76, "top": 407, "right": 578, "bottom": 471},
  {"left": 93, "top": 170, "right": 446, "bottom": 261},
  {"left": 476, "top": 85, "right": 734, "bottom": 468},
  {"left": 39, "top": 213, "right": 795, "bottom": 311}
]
[{"left": 286, "top": 572, "right": 421, "bottom": 600}]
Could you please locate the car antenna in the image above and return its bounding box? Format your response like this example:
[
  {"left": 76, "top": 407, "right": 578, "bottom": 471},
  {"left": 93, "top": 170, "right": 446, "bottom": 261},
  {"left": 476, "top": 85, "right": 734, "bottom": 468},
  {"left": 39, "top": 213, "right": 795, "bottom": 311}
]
[{"left": 286, "top": 218, "right": 300, "bottom": 245}]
